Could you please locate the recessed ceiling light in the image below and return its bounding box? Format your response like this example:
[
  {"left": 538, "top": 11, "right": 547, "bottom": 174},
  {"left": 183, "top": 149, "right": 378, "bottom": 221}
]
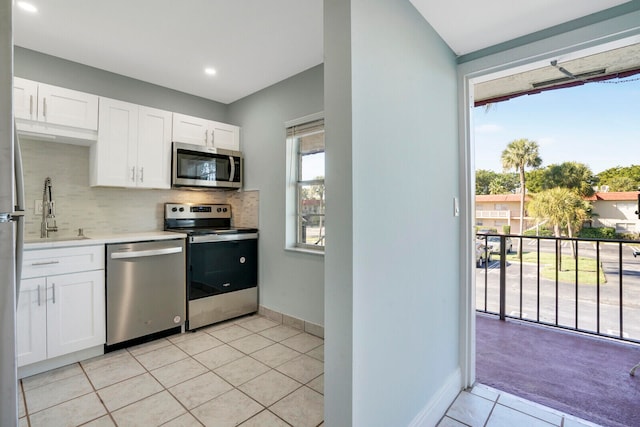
[
  {"left": 17, "top": 1, "right": 38, "bottom": 13},
  {"left": 204, "top": 67, "right": 217, "bottom": 76}
]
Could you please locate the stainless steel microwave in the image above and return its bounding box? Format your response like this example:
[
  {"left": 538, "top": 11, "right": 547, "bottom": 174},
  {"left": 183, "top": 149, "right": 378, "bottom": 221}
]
[{"left": 172, "top": 142, "right": 243, "bottom": 189}]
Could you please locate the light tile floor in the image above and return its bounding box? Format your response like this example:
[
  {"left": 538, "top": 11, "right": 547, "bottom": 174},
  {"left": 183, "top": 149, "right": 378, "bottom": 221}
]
[
  {"left": 18, "top": 314, "right": 325, "bottom": 427},
  {"left": 439, "top": 383, "right": 603, "bottom": 427},
  {"left": 18, "top": 313, "right": 603, "bottom": 427}
]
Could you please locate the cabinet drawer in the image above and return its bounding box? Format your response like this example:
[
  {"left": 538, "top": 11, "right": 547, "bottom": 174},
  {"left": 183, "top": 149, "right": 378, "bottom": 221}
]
[{"left": 23, "top": 245, "right": 105, "bottom": 279}]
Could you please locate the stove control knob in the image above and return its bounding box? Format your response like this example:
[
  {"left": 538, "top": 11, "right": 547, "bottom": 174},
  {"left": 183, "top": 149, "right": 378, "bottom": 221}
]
[
  {"left": 171, "top": 207, "right": 177, "bottom": 212},
  {"left": 217, "top": 208, "right": 222, "bottom": 212},
  {"left": 223, "top": 208, "right": 228, "bottom": 212},
  {"left": 179, "top": 207, "right": 184, "bottom": 212}
]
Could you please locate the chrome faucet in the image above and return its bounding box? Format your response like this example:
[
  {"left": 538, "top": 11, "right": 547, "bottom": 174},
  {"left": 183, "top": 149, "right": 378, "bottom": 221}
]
[{"left": 41, "top": 177, "right": 58, "bottom": 238}]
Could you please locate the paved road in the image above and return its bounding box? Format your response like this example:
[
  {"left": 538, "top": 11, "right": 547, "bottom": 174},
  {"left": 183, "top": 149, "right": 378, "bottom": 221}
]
[{"left": 476, "top": 240, "right": 640, "bottom": 341}]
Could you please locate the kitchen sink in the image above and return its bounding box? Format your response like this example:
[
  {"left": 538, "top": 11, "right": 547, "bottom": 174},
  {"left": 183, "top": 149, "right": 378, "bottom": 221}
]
[{"left": 25, "top": 236, "right": 91, "bottom": 243}]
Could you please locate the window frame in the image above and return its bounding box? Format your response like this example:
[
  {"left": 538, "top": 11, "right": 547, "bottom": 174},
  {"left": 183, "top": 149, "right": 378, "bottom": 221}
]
[{"left": 285, "top": 112, "right": 325, "bottom": 254}]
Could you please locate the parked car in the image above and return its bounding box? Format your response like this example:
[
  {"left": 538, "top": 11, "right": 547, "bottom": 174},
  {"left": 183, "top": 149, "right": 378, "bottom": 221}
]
[
  {"left": 475, "top": 241, "right": 492, "bottom": 267},
  {"left": 486, "top": 235, "right": 513, "bottom": 254}
]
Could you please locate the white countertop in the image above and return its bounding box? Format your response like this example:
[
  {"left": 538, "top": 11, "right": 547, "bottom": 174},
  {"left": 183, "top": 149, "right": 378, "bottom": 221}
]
[{"left": 24, "top": 231, "right": 187, "bottom": 250}]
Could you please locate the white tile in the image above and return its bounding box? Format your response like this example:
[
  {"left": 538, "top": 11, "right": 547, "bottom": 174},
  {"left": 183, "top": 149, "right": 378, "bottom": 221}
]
[
  {"left": 306, "top": 344, "right": 324, "bottom": 362},
  {"left": 280, "top": 333, "right": 324, "bottom": 353},
  {"left": 497, "top": 393, "right": 562, "bottom": 425},
  {"left": 270, "top": 386, "right": 324, "bottom": 427},
  {"left": 259, "top": 325, "right": 302, "bottom": 342},
  {"left": 25, "top": 372, "right": 93, "bottom": 413},
  {"left": 161, "top": 412, "right": 204, "bottom": 426},
  {"left": 275, "top": 354, "right": 324, "bottom": 384},
  {"left": 307, "top": 374, "right": 324, "bottom": 395},
  {"left": 238, "top": 316, "right": 280, "bottom": 333},
  {"left": 193, "top": 344, "right": 244, "bottom": 370},
  {"left": 84, "top": 352, "right": 146, "bottom": 389},
  {"left": 214, "top": 356, "right": 270, "bottom": 387},
  {"left": 169, "top": 372, "right": 233, "bottom": 410},
  {"left": 238, "top": 369, "right": 302, "bottom": 406},
  {"left": 251, "top": 343, "right": 301, "bottom": 368},
  {"left": 228, "top": 334, "right": 274, "bottom": 354},
  {"left": 83, "top": 415, "right": 116, "bottom": 426},
  {"left": 151, "top": 357, "right": 208, "bottom": 388},
  {"left": 437, "top": 416, "right": 468, "bottom": 427},
  {"left": 111, "top": 391, "right": 186, "bottom": 426},
  {"left": 240, "top": 410, "right": 290, "bottom": 427},
  {"left": 445, "top": 391, "right": 495, "bottom": 427},
  {"left": 173, "top": 333, "right": 224, "bottom": 355},
  {"left": 81, "top": 350, "right": 128, "bottom": 372},
  {"left": 563, "top": 416, "right": 602, "bottom": 427},
  {"left": 18, "top": 417, "right": 28, "bottom": 427},
  {"left": 29, "top": 393, "right": 106, "bottom": 427},
  {"left": 470, "top": 384, "right": 499, "bottom": 402},
  {"left": 191, "top": 389, "right": 263, "bottom": 427},
  {"left": 208, "top": 325, "right": 254, "bottom": 343},
  {"left": 21, "top": 363, "right": 83, "bottom": 391},
  {"left": 134, "top": 344, "right": 189, "bottom": 371},
  {"left": 487, "top": 404, "right": 556, "bottom": 427},
  {"left": 128, "top": 338, "right": 173, "bottom": 357},
  {"left": 97, "top": 373, "right": 163, "bottom": 412},
  {"left": 18, "top": 383, "right": 25, "bottom": 418}
]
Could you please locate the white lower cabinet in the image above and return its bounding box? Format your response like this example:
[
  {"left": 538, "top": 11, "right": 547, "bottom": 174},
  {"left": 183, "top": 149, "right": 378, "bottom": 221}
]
[{"left": 17, "top": 246, "right": 105, "bottom": 369}]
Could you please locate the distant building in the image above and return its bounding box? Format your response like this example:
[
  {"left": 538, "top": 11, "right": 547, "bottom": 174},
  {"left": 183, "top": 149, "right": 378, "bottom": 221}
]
[
  {"left": 475, "top": 191, "right": 640, "bottom": 235},
  {"left": 584, "top": 191, "right": 640, "bottom": 234}
]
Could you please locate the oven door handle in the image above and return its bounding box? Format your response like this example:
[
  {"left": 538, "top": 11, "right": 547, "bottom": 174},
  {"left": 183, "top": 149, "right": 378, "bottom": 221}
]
[{"left": 111, "top": 247, "right": 183, "bottom": 260}]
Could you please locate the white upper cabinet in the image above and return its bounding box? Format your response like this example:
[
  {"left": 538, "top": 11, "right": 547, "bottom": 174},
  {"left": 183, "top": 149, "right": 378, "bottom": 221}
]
[
  {"left": 136, "top": 106, "right": 173, "bottom": 189},
  {"left": 13, "top": 77, "right": 99, "bottom": 143},
  {"left": 92, "top": 97, "right": 171, "bottom": 189},
  {"left": 172, "top": 112, "right": 240, "bottom": 151}
]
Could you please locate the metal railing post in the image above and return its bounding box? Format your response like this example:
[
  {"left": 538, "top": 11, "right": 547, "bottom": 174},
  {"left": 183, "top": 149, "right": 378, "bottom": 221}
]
[{"left": 499, "top": 235, "right": 506, "bottom": 320}]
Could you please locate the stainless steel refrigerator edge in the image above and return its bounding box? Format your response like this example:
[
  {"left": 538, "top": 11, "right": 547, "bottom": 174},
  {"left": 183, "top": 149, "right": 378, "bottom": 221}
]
[{"left": 1, "top": 1, "right": 25, "bottom": 425}]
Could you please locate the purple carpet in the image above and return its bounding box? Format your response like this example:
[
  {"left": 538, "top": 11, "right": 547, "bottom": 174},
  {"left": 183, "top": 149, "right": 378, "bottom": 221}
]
[{"left": 476, "top": 313, "right": 640, "bottom": 427}]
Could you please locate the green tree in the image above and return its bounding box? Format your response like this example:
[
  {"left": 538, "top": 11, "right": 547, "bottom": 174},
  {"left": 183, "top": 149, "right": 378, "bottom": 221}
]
[
  {"left": 526, "top": 162, "right": 596, "bottom": 196},
  {"left": 501, "top": 138, "right": 542, "bottom": 247},
  {"left": 476, "top": 169, "right": 497, "bottom": 195},
  {"left": 527, "top": 187, "right": 590, "bottom": 264},
  {"left": 597, "top": 165, "right": 640, "bottom": 191}
]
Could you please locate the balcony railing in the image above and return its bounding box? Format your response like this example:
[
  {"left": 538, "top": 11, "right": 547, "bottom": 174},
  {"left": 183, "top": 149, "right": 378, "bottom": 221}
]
[
  {"left": 475, "top": 210, "right": 511, "bottom": 219},
  {"left": 476, "top": 233, "right": 640, "bottom": 343}
]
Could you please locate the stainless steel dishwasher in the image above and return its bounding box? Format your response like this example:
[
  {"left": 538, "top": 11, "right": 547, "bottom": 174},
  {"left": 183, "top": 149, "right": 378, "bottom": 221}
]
[{"left": 106, "top": 239, "right": 186, "bottom": 347}]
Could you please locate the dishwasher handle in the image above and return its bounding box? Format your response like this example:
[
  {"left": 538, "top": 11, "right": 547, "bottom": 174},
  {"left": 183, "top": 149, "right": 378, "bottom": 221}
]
[{"left": 110, "top": 246, "right": 183, "bottom": 260}]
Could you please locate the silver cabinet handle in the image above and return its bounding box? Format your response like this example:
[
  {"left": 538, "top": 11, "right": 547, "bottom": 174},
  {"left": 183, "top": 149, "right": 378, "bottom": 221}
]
[
  {"left": 43, "top": 98, "right": 47, "bottom": 117},
  {"left": 131, "top": 167, "right": 136, "bottom": 182},
  {"left": 29, "top": 95, "right": 33, "bottom": 116},
  {"left": 51, "top": 283, "right": 56, "bottom": 304},
  {"left": 31, "top": 260, "right": 60, "bottom": 266},
  {"left": 139, "top": 167, "right": 144, "bottom": 183},
  {"left": 37, "top": 285, "right": 41, "bottom": 306},
  {"left": 111, "top": 246, "right": 183, "bottom": 259}
]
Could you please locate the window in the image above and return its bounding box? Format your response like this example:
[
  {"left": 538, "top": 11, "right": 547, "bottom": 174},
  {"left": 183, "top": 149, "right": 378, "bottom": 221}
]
[{"left": 286, "top": 113, "right": 325, "bottom": 251}]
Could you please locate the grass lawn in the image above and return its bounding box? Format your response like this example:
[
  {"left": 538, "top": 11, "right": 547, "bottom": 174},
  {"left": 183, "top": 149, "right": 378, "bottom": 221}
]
[{"left": 503, "top": 251, "right": 606, "bottom": 285}]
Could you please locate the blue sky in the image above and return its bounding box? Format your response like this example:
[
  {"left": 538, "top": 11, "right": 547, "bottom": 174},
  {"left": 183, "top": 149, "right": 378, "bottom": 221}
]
[{"left": 473, "top": 77, "right": 640, "bottom": 175}]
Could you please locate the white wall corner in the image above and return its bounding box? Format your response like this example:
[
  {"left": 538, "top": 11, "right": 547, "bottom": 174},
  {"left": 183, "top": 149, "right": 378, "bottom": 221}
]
[{"left": 407, "top": 368, "right": 462, "bottom": 427}]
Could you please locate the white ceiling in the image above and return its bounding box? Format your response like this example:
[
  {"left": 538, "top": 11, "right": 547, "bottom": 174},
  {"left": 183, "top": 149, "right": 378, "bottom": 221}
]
[{"left": 13, "top": 0, "right": 632, "bottom": 104}]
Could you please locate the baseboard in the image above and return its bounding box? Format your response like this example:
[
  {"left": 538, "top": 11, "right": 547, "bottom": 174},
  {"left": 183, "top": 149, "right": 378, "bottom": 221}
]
[
  {"left": 408, "top": 367, "right": 462, "bottom": 427},
  {"left": 258, "top": 305, "right": 324, "bottom": 338}
]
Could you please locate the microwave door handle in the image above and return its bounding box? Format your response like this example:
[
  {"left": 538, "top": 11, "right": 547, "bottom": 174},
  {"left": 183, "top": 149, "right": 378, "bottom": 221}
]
[{"left": 228, "top": 156, "right": 235, "bottom": 182}]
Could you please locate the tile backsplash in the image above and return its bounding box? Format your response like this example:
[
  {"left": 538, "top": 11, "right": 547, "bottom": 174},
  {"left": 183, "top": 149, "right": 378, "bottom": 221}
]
[{"left": 21, "top": 138, "right": 259, "bottom": 239}]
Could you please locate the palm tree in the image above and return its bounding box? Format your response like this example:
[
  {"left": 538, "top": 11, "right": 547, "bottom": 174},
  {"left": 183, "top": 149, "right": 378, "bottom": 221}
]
[
  {"left": 501, "top": 138, "right": 542, "bottom": 251},
  {"left": 527, "top": 187, "right": 590, "bottom": 266}
]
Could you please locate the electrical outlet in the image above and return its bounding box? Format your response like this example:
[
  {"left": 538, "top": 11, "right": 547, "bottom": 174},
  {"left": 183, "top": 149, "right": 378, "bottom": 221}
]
[{"left": 34, "top": 200, "right": 43, "bottom": 215}]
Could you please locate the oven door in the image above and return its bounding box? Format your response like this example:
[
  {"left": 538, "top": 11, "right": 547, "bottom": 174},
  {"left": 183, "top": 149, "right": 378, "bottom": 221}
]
[
  {"left": 188, "top": 238, "right": 257, "bottom": 300},
  {"left": 172, "top": 142, "right": 242, "bottom": 189}
]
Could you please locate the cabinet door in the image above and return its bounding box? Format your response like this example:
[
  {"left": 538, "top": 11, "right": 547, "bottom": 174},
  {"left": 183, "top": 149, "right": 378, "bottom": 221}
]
[
  {"left": 37, "top": 83, "right": 99, "bottom": 130},
  {"left": 93, "top": 98, "right": 138, "bottom": 187},
  {"left": 16, "top": 278, "right": 48, "bottom": 367},
  {"left": 172, "top": 113, "right": 210, "bottom": 146},
  {"left": 46, "top": 271, "right": 105, "bottom": 359},
  {"left": 137, "top": 106, "right": 172, "bottom": 189},
  {"left": 211, "top": 121, "right": 240, "bottom": 151},
  {"left": 14, "top": 77, "right": 38, "bottom": 121}
]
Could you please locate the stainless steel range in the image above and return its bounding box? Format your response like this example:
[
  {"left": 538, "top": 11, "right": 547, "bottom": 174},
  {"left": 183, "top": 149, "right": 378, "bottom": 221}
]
[{"left": 164, "top": 203, "right": 258, "bottom": 330}]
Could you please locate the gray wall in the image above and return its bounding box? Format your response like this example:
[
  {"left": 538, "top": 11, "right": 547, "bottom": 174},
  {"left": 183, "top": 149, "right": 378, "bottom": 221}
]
[
  {"left": 227, "top": 64, "right": 325, "bottom": 326},
  {"left": 325, "top": 0, "right": 460, "bottom": 424},
  {"left": 15, "top": 47, "right": 228, "bottom": 121}
]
